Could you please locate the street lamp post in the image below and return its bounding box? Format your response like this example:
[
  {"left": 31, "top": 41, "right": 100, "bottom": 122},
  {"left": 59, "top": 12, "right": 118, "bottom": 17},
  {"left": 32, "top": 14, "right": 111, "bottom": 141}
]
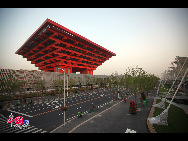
[
  {"left": 67, "top": 74, "right": 69, "bottom": 97},
  {"left": 63, "top": 68, "right": 66, "bottom": 126}
]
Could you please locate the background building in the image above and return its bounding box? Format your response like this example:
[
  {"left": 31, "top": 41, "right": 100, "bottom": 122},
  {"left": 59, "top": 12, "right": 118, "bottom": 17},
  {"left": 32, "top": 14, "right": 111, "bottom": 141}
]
[
  {"left": 161, "top": 56, "right": 188, "bottom": 93},
  {"left": 162, "top": 56, "right": 188, "bottom": 81},
  {"left": 0, "top": 68, "right": 108, "bottom": 92},
  {"left": 0, "top": 69, "right": 42, "bottom": 92}
]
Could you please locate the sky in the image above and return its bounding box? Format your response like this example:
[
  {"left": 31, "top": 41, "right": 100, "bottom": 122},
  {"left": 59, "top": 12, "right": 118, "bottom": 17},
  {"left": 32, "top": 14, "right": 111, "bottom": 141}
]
[{"left": 0, "top": 8, "right": 188, "bottom": 78}]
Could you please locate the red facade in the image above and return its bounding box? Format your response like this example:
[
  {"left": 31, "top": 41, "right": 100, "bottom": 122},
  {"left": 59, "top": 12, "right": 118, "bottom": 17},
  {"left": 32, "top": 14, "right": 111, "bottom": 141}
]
[{"left": 15, "top": 19, "right": 116, "bottom": 75}]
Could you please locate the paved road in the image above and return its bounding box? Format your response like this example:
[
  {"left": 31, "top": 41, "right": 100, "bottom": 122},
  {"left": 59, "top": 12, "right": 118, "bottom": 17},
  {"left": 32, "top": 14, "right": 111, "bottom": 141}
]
[
  {"left": 0, "top": 88, "right": 127, "bottom": 133},
  {"left": 53, "top": 83, "right": 159, "bottom": 133},
  {"left": 0, "top": 82, "right": 159, "bottom": 133}
]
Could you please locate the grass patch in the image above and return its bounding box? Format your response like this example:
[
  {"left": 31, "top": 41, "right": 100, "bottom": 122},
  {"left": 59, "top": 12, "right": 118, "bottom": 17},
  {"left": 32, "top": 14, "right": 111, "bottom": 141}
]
[
  {"left": 158, "top": 84, "right": 183, "bottom": 96},
  {"left": 158, "top": 85, "right": 170, "bottom": 93},
  {"left": 153, "top": 99, "right": 188, "bottom": 133},
  {"left": 167, "top": 98, "right": 188, "bottom": 105}
]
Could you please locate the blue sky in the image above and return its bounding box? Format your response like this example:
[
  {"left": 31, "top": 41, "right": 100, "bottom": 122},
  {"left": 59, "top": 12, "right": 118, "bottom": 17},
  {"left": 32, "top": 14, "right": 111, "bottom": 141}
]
[{"left": 0, "top": 8, "right": 188, "bottom": 78}]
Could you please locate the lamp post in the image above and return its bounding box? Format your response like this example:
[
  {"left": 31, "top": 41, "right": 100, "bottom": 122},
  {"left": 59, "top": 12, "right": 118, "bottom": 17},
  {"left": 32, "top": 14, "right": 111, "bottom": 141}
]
[
  {"left": 67, "top": 74, "right": 69, "bottom": 97},
  {"left": 63, "top": 68, "right": 66, "bottom": 126}
]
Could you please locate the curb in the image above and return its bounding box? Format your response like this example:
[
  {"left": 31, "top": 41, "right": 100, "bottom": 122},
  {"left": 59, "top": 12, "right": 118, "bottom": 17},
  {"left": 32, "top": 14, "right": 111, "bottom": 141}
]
[{"left": 147, "top": 98, "right": 157, "bottom": 133}]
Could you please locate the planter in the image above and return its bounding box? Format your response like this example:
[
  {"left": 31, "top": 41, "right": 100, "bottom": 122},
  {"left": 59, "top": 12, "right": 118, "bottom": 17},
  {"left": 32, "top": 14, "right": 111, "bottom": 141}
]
[
  {"left": 129, "top": 101, "right": 137, "bottom": 114},
  {"left": 129, "top": 108, "right": 137, "bottom": 114},
  {"left": 129, "top": 111, "right": 136, "bottom": 114}
]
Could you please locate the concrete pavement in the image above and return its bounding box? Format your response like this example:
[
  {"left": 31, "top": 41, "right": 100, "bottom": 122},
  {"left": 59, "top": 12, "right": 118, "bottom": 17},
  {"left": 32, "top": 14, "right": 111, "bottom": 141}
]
[{"left": 71, "top": 93, "right": 155, "bottom": 133}]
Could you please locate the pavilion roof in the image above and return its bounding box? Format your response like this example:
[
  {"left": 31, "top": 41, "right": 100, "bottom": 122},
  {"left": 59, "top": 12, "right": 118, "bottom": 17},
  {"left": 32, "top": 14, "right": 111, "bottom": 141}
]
[{"left": 15, "top": 18, "right": 116, "bottom": 57}]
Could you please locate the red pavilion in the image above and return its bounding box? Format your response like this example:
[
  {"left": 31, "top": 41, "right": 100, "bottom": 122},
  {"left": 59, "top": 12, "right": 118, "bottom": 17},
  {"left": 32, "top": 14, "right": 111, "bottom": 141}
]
[{"left": 15, "top": 19, "right": 116, "bottom": 75}]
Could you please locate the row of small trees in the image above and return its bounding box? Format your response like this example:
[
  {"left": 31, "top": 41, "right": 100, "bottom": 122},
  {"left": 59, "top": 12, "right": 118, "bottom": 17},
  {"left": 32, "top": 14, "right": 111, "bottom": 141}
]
[
  {"left": 1, "top": 74, "right": 25, "bottom": 106},
  {"left": 1, "top": 66, "right": 159, "bottom": 106},
  {"left": 0, "top": 73, "right": 106, "bottom": 104},
  {"left": 0, "top": 73, "right": 47, "bottom": 106},
  {"left": 52, "top": 76, "right": 107, "bottom": 99},
  {"left": 52, "top": 66, "right": 159, "bottom": 103},
  {"left": 53, "top": 77, "right": 77, "bottom": 99},
  {"left": 107, "top": 66, "right": 159, "bottom": 103}
]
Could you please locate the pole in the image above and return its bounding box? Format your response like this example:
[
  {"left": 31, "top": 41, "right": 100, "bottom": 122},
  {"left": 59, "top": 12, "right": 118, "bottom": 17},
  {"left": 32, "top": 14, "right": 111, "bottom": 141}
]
[
  {"left": 67, "top": 74, "right": 68, "bottom": 97},
  {"left": 63, "top": 68, "right": 65, "bottom": 126},
  {"left": 156, "top": 80, "right": 161, "bottom": 95},
  {"left": 164, "top": 57, "right": 187, "bottom": 102},
  {"left": 167, "top": 68, "right": 188, "bottom": 110}
]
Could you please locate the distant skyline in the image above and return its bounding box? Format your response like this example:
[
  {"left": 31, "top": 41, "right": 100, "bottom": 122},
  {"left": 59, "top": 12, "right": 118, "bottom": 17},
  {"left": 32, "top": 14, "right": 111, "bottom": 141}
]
[{"left": 0, "top": 8, "right": 188, "bottom": 78}]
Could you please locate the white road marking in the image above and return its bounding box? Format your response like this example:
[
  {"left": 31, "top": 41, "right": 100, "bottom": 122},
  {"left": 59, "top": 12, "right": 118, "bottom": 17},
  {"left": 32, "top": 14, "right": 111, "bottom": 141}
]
[
  {"left": 7, "top": 109, "right": 33, "bottom": 118},
  {"left": 25, "top": 127, "right": 38, "bottom": 133},
  {"left": 32, "top": 128, "right": 42, "bottom": 133},
  {"left": 41, "top": 130, "right": 47, "bottom": 133},
  {"left": 15, "top": 126, "right": 31, "bottom": 133}
]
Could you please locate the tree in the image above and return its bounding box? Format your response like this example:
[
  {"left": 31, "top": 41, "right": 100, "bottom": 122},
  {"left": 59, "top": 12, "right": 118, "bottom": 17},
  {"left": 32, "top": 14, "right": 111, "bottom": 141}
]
[
  {"left": 95, "top": 78, "right": 104, "bottom": 90},
  {"left": 68, "top": 78, "right": 76, "bottom": 89},
  {"left": 85, "top": 76, "right": 90, "bottom": 93},
  {"left": 124, "top": 66, "right": 159, "bottom": 103},
  {"left": 68, "top": 78, "right": 76, "bottom": 96},
  {"left": 108, "top": 73, "right": 119, "bottom": 102},
  {"left": 34, "top": 78, "right": 46, "bottom": 101},
  {"left": 89, "top": 77, "right": 96, "bottom": 87},
  {"left": 54, "top": 77, "right": 65, "bottom": 100},
  {"left": 141, "top": 72, "right": 159, "bottom": 96},
  {"left": 1, "top": 73, "right": 19, "bottom": 107},
  {"left": 124, "top": 66, "right": 145, "bottom": 103},
  {"left": 17, "top": 79, "right": 27, "bottom": 100}
]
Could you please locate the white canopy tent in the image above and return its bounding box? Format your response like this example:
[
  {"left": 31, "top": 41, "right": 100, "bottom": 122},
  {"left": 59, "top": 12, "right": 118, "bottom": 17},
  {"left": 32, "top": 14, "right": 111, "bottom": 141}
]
[
  {"left": 148, "top": 67, "right": 188, "bottom": 126},
  {"left": 153, "top": 57, "right": 187, "bottom": 109}
]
